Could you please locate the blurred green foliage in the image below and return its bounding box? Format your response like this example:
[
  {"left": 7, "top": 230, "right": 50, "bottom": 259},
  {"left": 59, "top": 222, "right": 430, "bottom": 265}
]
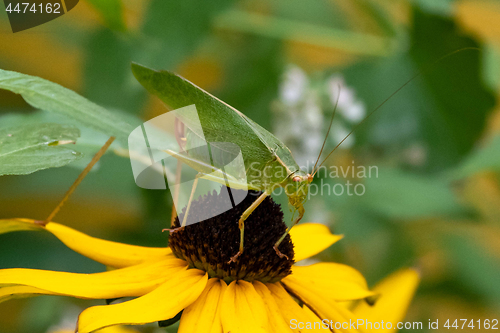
[{"left": 1, "top": 0, "right": 500, "bottom": 332}]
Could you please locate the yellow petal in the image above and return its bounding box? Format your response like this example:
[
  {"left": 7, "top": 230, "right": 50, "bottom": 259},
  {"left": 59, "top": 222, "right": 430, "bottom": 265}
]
[
  {"left": 290, "top": 223, "right": 343, "bottom": 262},
  {"left": 253, "top": 281, "right": 293, "bottom": 333},
  {"left": 95, "top": 327, "right": 141, "bottom": 333},
  {"left": 283, "top": 263, "right": 375, "bottom": 301},
  {"left": 220, "top": 280, "right": 268, "bottom": 333},
  {"left": 352, "top": 268, "right": 420, "bottom": 333},
  {"left": 178, "top": 278, "right": 226, "bottom": 333},
  {"left": 267, "top": 282, "right": 327, "bottom": 333},
  {"left": 303, "top": 305, "right": 326, "bottom": 324},
  {"left": 0, "top": 219, "right": 171, "bottom": 268},
  {"left": 282, "top": 279, "right": 361, "bottom": 333},
  {"left": 95, "top": 327, "right": 140, "bottom": 333},
  {"left": 0, "top": 285, "right": 55, "bottom": 303},
  {"left": 45, "top": 222, "right": 173, "bottom": 268},
  {"left": 0, "top": 257, "right": 186, "bottom": 299},
  {"left": 53, "top": 326, "right": 140, "bottom": 333},
  {"left": 0, "top": 218, "right": 42, "bottom": 234},
  {"left": 77, "top": 269, "right": 208, "bottom": 333}
]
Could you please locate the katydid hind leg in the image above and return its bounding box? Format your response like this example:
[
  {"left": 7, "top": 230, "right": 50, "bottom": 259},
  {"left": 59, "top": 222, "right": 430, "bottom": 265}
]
[
  {"left": 274, "top": 204, "right": 305, "bottom": 259},
  {"left": 169, "top": 159, "right": 183, "bottom": 227},
  {"left": 170, "top": 117, "right": 187, "bottom": 227},
  {"left": 228, "top": 191, "right": 269, "bottom": 263},
  {"left": 162, "top": 173, "right": 200, "bottom": 233}
]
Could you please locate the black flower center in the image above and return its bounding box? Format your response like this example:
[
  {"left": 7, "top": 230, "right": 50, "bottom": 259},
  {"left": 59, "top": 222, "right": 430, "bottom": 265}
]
[{"left": 169, "top": 189, "right": 294, "bottom": 283}]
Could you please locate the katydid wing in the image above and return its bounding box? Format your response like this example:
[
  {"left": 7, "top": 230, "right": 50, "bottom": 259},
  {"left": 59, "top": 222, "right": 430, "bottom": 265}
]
[
  {"left": 131, "top": 63, "right": 313, "bottom": 262},
  {"left": 131, "top": 48, "right": 471, "bottom": 261}
]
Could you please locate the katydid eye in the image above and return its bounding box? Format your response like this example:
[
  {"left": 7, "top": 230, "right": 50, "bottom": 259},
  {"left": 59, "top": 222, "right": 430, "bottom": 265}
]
[{"left": 292, "top": 176, "right": 301, "bottom": 182}]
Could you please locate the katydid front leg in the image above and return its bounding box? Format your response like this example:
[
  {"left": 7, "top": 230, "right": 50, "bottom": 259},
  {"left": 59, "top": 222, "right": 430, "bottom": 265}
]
[
  {"left": 166, "top": 117, "right": 187, "bottom": 231},
  {"left": 228, "top": 191, "right": 270, "bottom": 263},
  {"left": 273, "top": 204, "right": 305, "bottom": 259},
  {"left": 181, "top": 175, "right": 200, "bottom": 227}
]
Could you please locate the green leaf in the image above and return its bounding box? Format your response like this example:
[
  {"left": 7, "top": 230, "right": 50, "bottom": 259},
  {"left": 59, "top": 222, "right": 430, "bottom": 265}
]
[
  {"left": 214, "top": 38, "right": 282, "bottom": 130},
  {"left": 83, "top": 29, "right": 145, "bottom": 114},
  {"left": 442, "top": 228, "right": 500, "bottom": 304},
  {"left": 86, "top": 0, "right": 126, "bottom": 32},
  {"left": 0, "top": 111, "right": 110, "bottom": 148},
  {"left": 140, "top": 0, "right": 233, "bottom": 68},
  {"left": 213, "top": 9, "right": 393, "bottom": 57},
  {"left": 483, "top": 44, "right": 500, "bottom": 91},
  {"left": 0, "top": 111, "right": 115, "bottom": 170},
  {"left": 0, "top": 69, "right": 135, "bottom": 144},
  {"left": 361, "top": 168, "right": 465, "bottom": 219},
  {"left": 0, "top": 123, "right": 82, "bottom": 176},
  {"left": 449, "top": 135, "right": 500, "bottom": 180},
  {"left": 412, "top": 0, "right": 456, "bottom": 16}
]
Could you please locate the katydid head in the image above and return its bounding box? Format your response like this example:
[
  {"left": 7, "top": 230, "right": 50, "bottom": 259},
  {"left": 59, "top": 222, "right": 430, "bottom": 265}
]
[
  {"left": 291, "top": 173, "right": 313, "bottom": 183},
  {"left": 284, "top": 170, "right": 312, "bottom": 209}
]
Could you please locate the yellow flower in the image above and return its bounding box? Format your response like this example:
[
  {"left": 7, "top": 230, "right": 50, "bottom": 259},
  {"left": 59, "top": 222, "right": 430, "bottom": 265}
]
[{"left": 0, "top": 191, "right": 417, "bottom": 333}]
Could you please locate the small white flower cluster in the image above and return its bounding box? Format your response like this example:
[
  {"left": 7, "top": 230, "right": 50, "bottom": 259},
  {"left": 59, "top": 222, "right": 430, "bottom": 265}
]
[
  {"left": 273, "top": 65, "right": 366, "bottom": 167},
  {"left": 328, "top": 76, "right": 366, "bottom": 123}
]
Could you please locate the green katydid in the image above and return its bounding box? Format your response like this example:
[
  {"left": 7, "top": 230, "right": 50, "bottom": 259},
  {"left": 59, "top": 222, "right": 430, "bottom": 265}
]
[
  {"left": 130, "top": 49, "right": 461, "bottom": 262},
  {"left": 131, "top": 63, "right": 342, "bottom": 263}
]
